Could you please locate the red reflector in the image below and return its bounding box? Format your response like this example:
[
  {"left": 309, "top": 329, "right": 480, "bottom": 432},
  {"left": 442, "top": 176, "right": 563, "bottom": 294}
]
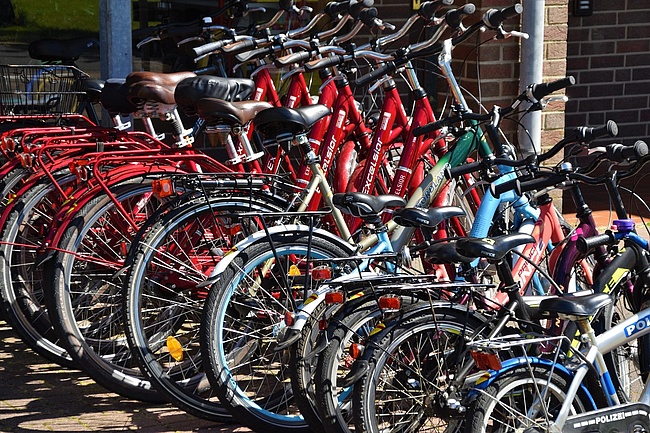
[
  {"left": 471, "top": 351, "right": 502, "bottom": 371},
  {"left": 312, "top": 265, "right": 332, "bottom": 281},
  {"left": 284, "top": 311, "right": 294, "bottom": 326},
  {"left": 318, "top": 318, "right": 328, "bottom": 330},
  {"left": 378, "top": 295, "right": 401, "bottom": 311},
  {"left": 325, "top": 291, "right": 344, "bottom": 304},
  {"left": 349, "top": 342, "right": 364, "bottom": 359},
  {"left": 152, "top": 178, "right": 174, "bottom": 198},
  {"left": 1, "top": 137, "right": 17, "bottom": 152}
]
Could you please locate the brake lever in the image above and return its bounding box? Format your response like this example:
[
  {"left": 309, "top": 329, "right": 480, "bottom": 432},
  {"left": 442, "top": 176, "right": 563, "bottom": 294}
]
[
  {"left": 137, "top": 35, "right": 161, "bottom": 50},
  {"left": 177, "top": 36, "right": 205, "bottom": 47}
]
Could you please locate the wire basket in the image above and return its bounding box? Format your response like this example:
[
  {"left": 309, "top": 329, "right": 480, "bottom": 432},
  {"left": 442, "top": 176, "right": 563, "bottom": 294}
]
[{"left": 0, "top": 65, "right": 89, "bottom": 115}]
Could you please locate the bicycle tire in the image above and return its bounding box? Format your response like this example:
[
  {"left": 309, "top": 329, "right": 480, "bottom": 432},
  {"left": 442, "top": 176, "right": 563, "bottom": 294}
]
[
  {"left": 467, "top": 363, "right": 595, "bottom": 433},
  {"left": 0, "top": 171, "right": 77, "bottom": 367},
  {"left": 353, "top": 305, "right": 486, "bottom": 433},
  {"left": 201, "top": 231, "right": 355, "bottom": 433},
  {"left": 125, "top": 194, "right": 286, "bottom": 422},
  {"left": 44, "top": 179, "right": 169, "bottom": 402}
]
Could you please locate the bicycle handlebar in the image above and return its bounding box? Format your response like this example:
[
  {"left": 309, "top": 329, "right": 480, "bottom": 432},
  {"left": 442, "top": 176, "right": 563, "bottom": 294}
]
[
  {"left": 419, "top": 0, "right": 454, "bottom": 20},
  {"left": 576, "top": 232, "right": 616, "bottom": 255},
  {"left": 529, "top": 76, "right": 575, "bottom": 101},
  {"left": 482, "top": 4, "right": 523, "bottom": 29}
]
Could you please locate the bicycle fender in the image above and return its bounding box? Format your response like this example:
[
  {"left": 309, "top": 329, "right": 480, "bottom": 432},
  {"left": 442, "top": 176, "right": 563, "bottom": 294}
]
[{"left": 199, "top": 225, "right": 355, "bottom": 288}]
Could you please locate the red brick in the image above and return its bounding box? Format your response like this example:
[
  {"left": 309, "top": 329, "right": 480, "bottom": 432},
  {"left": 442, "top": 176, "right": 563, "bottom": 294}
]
[
  {"left": 546, "top": 41, "right": 567, "bottom": 59},
  {"left": 617, "top": 40, "right": 650, "bottom": 54},
  {"left": 590, "top": 26, "right": 626, "bottom": 41},
  {"left": 545, "top": 24, "right": 569, "bottom": 41},
  {"left": 615, "top": 69, "right": 632, "bottom": 81},
  {"left": 609, "top": 109, "right": 641, "bottom": 124},
  {"left": 543, "top": 59, "right": 568, "bottom": 77},
  {"left": 625, "top": 81, "right": 650, "bottom": 95},
  {"left": 547, "top": 6, "right": 569, "bottom": 25},
  {"left": 590, "top": 55, "right": 624, "bottom": 68},
  {"left": 588, "top": 112, "right": 605, "bottom": 125},
  {"left": 578, "top": 69, "right": 614, "bottom": 83},
  {"left": 565, "top": 112, "right": 588, "bottom": 128},
  {"left": 625, "top": 54, "right": 650, "bottom": 67},
  {"left": 627, "top": 25, "right": 650, "bottom": 39},
  {"left": 627, "top": 0, "right": 650, "bottom": 9},
  {"left": 580, "top": 41, "right": 616, "bottom": 55},
  {"left": 633, "top": 68, "right": 650, "bottom": 80},
  {"left": 588, "top": 83, "right": 624, "bottom": 97},
  {"left": 619, "top": 10, "right": 650, "bottom": 25},
  {"left": 579, "top": 98, "right": 613, "bottom": 112},
  {"left": 544, "top": 112, "right": 565, "bottom": 129},
  {"left": 567, "top": 56, "right": 589, "bottom": 71}
]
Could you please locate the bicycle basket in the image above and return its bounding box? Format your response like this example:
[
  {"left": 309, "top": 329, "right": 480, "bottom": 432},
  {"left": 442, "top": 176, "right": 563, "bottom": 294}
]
[{"left": 0, "top": 65, "right": 89, "bottom": 115}]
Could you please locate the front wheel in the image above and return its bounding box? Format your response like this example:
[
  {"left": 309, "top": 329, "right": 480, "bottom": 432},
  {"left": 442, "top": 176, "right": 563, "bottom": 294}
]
[
  {"left": 201, "top": 230, "right": 354, "bottom": 433},
  {"left": 467, "top": 364, "right": 595, "bottom": 433}
]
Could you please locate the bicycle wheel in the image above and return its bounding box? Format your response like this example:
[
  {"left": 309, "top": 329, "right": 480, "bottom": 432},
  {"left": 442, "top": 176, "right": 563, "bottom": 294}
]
[
  {"left": 125, "top": 194, "right": 286, "bottom": 422},
  {"left": 44, "top": 179, "right": 169, "bottom": 402},
  {"left": 467, "top": 363, "right": 595, "bottom": 433},
  {"left": 353, "top": 306, "right": 486, "bottom": 433},
  {"left": 201, "top": 230, "right": 355, "bottom": 433},
  {"left": 0, "top": 171, "right": 76, "bottom": 367}
]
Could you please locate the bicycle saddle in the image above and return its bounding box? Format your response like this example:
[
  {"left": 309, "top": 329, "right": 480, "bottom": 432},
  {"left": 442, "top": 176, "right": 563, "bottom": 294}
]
[
  {"left": 393, "top": 206, "right": 465, "bottom": 228},
  {"left": 28, "top": 37, "right": 99, "bottom": 62},
  {"left": 126, "top": 71, "right": 197, "bottom": 106},
  {"left": 195, "top": 98, "right": 272, "bottom": 126},
  {"left": 333, "top": 192, "right": 406, "bottom": 219},
  {"left": 254, "top": 105, "right": 331, "bottom": 138},
  {"left": 100, "top": 79, "right": 138, "bottom": 115},
  {"left": 455, "top": 233, "right": 535, "bottom": 261},
  {"left": 174, "top": 76, "right": 256, "bottom": 116},
  {"left": 84, "top": 79, "right": 105, "bottom": 104},
  {"left": 425, "top": 241, "right": 475, "bottom": 264},
  {"left": 538, "top": 292, "right": 612, "bottom": 318}
]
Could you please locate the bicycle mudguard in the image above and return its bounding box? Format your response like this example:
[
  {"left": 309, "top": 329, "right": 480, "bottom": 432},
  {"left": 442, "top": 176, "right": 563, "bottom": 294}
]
[
  {"left": 468, "top": 357, "right": 597, "bottom": 409},
  {"left": 198, "top": 224, "right": 356, "bottom": 289},
  {"left": 563, "top": 402, "right": 650, "bottom": 433}
]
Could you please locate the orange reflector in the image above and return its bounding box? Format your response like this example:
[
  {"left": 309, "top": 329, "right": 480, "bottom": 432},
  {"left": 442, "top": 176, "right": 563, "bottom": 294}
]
[
  {"left": 152, "top": 178, "right": 174, "bottom": 198},
  {"left": 18, "top": 153, "right": 33, "bottom": 168},
  {"left": 288, "top": 264, "right": 302, "bottom": 277},
  {"left": 1, "top": 137, "right": 16, "bottom": 152},
  {"left": 349, "top": 342, "right": 364, "bottom": 359},
  {"left": 378, "top": 295, "right": 401, "bottom": 311},
  {"left": 325, "top": 291, "right": 344, "bottom": 304},
  {"left": 470, "top": 350, "right": 502, "bottom": 371},
  {"left": 284, "top": 311, "right": 295, "bottom": 326},
  {"left": 166, "top": 336, "right": 184, "bottom": 362},
  {"left": 311, "top": 265, "right": 332, "bottom": 281}
]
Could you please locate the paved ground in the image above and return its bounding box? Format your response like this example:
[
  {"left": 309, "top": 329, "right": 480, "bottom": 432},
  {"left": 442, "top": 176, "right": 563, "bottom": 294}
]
[{"left": 0, "top": 320, "right": 252, "bottom": 433}]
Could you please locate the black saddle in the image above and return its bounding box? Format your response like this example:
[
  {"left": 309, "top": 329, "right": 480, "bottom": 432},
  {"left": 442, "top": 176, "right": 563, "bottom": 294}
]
[
  {"left": 393, "top": 206, "right": 465, "bottom": 229},
  {"left": 99, "top": 79, "right": 138, "bottom": 115},
  {"left": 456, "top": 233, "right": 535, "bottom": 261},
  {"left": 254, "top": 105, "right": 331, "bottom": 139},
  {"left": 539, "top": 292, "right": 612, "bottom": 318},
  {"left": 333, "top": 192, "right": 405, "bottom": 220},
  {"left": 425, "top": 241, "right": 475, "bottom": 264},
  {"left": 174, "top": 76, "right": 256, "bottom": 116},
  {"left": 28, "top": 37, "right": 99, "bottom": 62},
  {"left": 83, "top": 79, "right": 105, "bottom": 104}
]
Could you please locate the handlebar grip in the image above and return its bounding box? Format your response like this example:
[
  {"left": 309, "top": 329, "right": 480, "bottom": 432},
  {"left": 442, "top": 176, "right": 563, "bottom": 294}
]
[
  {"left": 413, "top": 115, "right": 462, "bottom": 137},
  {"left": 354, "top": 61, "right": 396, "bottom": 87},
  {"left": 193, "top": 40, "right": 230, "bottom": 57},
  {"left": 418, "top": 0, "right": 454, "bottom": 19},
  {"left": 490, "top": 178, "right": 520, "bottom": 198},
  {"left": 235, "top": 46, "right": 273, "bottom": 63},
  {"left": 350, "top": 2, "right": 372, "bottom": 19},
  {"left": 576, "top": 233, "right": 616, "bottom": 255},
  {"left": 482, "top": 4, "right": 523, "bottom": 29},
  {"left": 275, "top": 50, "right": 314, "bottom": 67},
  {"left": 580, "top": 120, "right": 618, "bottom": 144},
  {"left": 304, "top": 55, "right": 347, "bottom": 72},
  {"left": 530, "top": 76, "right": 575, "bottom": 101},
  {"left": 325, "top": 0, "right": 351, "bottom": 16},
  {"left": 359, "top": 7, "right": 379, "bottom": 27},
  {"left": 515, "top": 174, "right": 564, "bottom": 195},
  {"left": 222, "top": 38, "right": 257, "bottom": 53},
  {"left": 607, "top": 140, "right": 649, "bottom": 162},
  {"left": 445, "top": 4, "right": 476, "bottom": 29},
  {"left": 279, "top": 0, "right": 295, "bottom": 12},
  {"left": 447, "top": 160, "right": 483, "bottom": 179}
]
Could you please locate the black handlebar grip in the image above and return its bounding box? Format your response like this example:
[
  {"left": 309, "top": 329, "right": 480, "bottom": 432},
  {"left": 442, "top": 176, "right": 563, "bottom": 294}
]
[
  {"left": 482, "top": 3, "right": 523, "bottom": 29},
  {"left": 354, "top": 61, "right": 396, "bottom": 87},
  {"left": 580, "top": 120, "right": 618, "bottom": 144},
  {"left": 447, "top": 160, "right": 483, "bottom": 179},
  {"left": 608, "top": 140, "right": 649, "bottom": 162},
  {"left": 222, "top": 38, "right": 257, "bottom": 53},
  {"left": 418, "top": 0, "right": 454, "bottom": 19},
  {"left": 325, "top": 1, "right": 350, "bottom": 16},
  {"left": 359, "top": 7, "right": 379, "bottom": 26},
  {"left": 193, "top": 40, "right": 230, "bottom": 57},
  {"left": 515, "top": 174, "right": 564, "bottom": 195},
  {"left": 445, "top": 4, "right": 476, "bottom": 29},
  {"left": 274, "top": 50, "right": 314, "bottom": 67},
  {"left": 490, "top": 178, "right": 520, "bottom": 198},
  {"left": 413, "top": 115, "right": 463, "bottom": 137},
  {"left": 531, "top": 76, "right": 575, "bottom": 101},
  {"left": 235, "top": 46, "right": 272, "bottom": 63},
  {"left": 350, "top": 2, "right": 372, "bottom": 19},
  {"left": 576, "top": 233, "right": 616, "bottom": 255}
]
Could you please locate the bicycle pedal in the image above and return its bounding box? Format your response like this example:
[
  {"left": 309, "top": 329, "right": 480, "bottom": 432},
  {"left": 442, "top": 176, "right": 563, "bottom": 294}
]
[{"left": 564, "top": 402, "right": 650, "bottom": 433}]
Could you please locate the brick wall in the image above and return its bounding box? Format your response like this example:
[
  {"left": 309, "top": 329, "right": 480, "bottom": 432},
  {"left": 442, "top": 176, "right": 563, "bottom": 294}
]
[{"left": 566, "top": 1, "right": 650, "bottom": 143}]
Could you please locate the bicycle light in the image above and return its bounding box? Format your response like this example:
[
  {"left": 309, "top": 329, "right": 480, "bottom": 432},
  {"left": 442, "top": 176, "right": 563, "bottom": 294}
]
[
  {"left": 378, "top": 295, "right": 401, "bottom": 312},
  {"left": 311, "top": 265, "right": 332, "bottom": 281},
  {"left": 325, "top": 290, "right": 344, "bottom": 304}
]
